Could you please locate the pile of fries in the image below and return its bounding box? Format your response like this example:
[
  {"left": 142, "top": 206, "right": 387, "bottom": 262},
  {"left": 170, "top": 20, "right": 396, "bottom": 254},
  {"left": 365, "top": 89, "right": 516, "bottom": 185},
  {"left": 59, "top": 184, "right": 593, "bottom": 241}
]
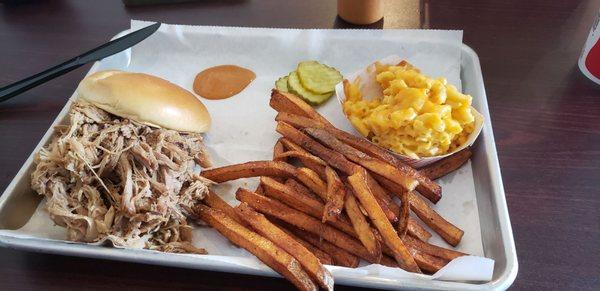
[{"left": 193, "top": 90, "right": 473, "bottom": 290}]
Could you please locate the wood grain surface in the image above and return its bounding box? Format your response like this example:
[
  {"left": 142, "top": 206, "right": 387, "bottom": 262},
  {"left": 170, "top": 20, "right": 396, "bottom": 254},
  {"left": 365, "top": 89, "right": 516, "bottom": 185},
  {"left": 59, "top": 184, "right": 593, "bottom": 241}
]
[{"left": 0, "top": 0, "right": 599, "bottom": 290}]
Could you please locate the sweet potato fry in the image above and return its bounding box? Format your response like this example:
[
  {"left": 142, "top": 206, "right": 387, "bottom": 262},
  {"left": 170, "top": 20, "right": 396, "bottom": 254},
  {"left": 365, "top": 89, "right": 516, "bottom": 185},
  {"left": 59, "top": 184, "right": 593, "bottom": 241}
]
[
  {"left": 397, "top": 189, "right": 410, "bottom": 238},
  {"left": 379, "top": 239, "right": 448, "bottom": 273},
  {"left": 276, "top": 111, "right": 325, "bottom": 131},
  {"left": 345, "top": 191, "right": 382, "bottom": 261},
  {"left": 255, "top": 183, "right": 265, "bottom": 195},
  {"left": 275, "top": 151, "right": 327, "bottom": 179},
  {"left": 235, "top": 203, "right": 334, "bottom": 291},
  {"left": 407, "top": 247, "right": 449, "bottom": 274},
  {"left": 279, "top": 137, "right": 313, "bottom": 156},
  {"left": 407, "top": 219, "right": 432, "bottom": 242},
  {"left": 347, "top": 169, "right": 421, "bottom": 273},
  {"left": 365, "top": 173, "right": 397, "bottom": 210},
  {"left": 364, "top": 173, "right": 400, "bottom": 223},
  {"left": 276, "top": 111, "right": 442, "bottom": 203},
  {"left": 296, "top": 167, "right": 328, "bottom": 201},
  {"left": 288, "top": 227, "right": 360, "bottom": 268},
  {"left": 236, "top": 188, "right": 378, "bottom": 263},
  {"left": 276, "top": 122, "right": 358, "bottom": 175},
  {"left": 278, "top": 226, "right": 334, "bottom": 266},
  {"left": 319, "top": 125, "right": 442, "bottom": 204},
  {"left": 403, "top": 234, "right": 466, "bottom": 261},
  {"left": 262, "top": 177, "right": 358, "bottom": 237},
  {"left": 323, "top": 166, "right": 345, "bottom": 223},
  {"left": 203, "top": 190, "right": 245, "bottom": 226},
  {"left": 419, "top": 148, "right": 473, "bottom": 180},
  {"left": 194, "top": 204, "right": 317, "bottom": 291},
  {"left": 414, "top": 178, "right": 443, "bottom": 204},
  {"left": 261, "top": 176, "right": 324, "bottom": 218},
  {"left": 285, "top": 178, "right": 322, "bottom": 202},
  {"left": 304, "top": 127, "right": 418, "bottom": 192},
  {"left": 408, "top": 191, "right": 464, "bottom": 246},
  {"left": 273, "top": 138, "right": 287, "bottom": 161},
  {"left": 270, "top": 89, "right": 332, "bottom": 126},
  {"left": 380, "top": 255, "right": 399, "bottom": 268},
  {"left": 285, "top": 177, "right": 428, "bottom": 243},
  {"left": 278, "top": 138, "right": 328, "bottom": 179},
  {"left": 201, "top": 161, "right": 297, "bottom": 183}
]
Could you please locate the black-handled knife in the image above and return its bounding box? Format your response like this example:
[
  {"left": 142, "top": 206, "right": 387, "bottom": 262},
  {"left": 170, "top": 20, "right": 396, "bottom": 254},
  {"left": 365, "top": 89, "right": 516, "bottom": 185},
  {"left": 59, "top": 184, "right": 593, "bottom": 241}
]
[{"left": 0, "top": 22, "right": 161, "bottom": 103}]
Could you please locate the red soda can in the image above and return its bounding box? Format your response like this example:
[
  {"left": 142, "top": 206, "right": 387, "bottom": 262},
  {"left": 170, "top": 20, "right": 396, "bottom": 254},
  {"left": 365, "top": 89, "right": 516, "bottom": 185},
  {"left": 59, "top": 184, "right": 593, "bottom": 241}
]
[{"left": 579, "top": 10, "right": 600, "bottom": 84}]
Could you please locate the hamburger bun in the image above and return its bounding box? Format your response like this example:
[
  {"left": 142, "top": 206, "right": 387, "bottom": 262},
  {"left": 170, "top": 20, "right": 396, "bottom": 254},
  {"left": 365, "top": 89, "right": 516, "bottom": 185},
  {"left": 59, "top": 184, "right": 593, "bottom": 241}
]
[{"left": 76, "top": 70, "right": 211, "bottom": 133}]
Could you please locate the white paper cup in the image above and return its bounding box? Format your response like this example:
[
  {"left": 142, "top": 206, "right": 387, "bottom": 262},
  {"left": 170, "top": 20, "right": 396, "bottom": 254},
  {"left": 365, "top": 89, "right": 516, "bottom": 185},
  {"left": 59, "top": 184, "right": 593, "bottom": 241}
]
[
  {"left": 578, "top": 9, "right": 600, "bottom": 85},
  {"left": 334, "top": 55, "right": 484, "bottom": 168}
]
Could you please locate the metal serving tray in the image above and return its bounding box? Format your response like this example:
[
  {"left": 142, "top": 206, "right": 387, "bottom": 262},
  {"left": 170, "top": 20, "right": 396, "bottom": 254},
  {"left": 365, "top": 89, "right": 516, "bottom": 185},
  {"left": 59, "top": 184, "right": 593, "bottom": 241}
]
[{"left": 0, "top": 29, "right": 518, "bottom": 290}]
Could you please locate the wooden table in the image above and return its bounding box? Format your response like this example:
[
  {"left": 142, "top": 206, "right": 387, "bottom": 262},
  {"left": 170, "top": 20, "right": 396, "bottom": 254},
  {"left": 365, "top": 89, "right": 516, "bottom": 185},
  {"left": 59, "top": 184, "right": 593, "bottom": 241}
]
[{"left": 1, "top": 0, "right": 598, "bottom": 289}]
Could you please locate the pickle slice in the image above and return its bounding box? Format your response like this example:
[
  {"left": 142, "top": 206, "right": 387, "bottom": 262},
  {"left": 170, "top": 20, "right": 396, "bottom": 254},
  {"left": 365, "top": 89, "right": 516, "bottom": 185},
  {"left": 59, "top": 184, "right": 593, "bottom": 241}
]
[
  {"left": 275, "top": 76, "right": 289, "bottom": 92},
  {"left": 297, "top": 61, "right": 343, "bottom": 94},
  {"left": 287, "top": 71, "right": 333, "bottom": 105}
]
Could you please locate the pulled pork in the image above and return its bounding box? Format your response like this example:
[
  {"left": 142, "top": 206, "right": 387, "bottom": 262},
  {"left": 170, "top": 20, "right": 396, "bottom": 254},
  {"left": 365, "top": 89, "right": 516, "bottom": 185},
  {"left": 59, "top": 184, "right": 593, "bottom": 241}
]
[{"left": 31, "top": 101, "right": 212, "bottom": 254}]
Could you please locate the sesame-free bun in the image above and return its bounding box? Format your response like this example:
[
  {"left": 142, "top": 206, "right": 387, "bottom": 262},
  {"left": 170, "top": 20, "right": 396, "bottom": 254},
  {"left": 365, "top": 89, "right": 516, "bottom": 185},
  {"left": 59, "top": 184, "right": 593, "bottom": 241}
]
[{"left": 76, "top": 70, "right": 211, "bottom": 133}]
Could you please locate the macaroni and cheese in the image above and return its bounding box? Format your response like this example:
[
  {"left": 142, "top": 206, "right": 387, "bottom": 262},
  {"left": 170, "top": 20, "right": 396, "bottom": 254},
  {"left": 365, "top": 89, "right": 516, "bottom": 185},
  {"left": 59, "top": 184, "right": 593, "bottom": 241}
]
[{"left": 343, "top": 61, "right": 475, "bottom": 158}]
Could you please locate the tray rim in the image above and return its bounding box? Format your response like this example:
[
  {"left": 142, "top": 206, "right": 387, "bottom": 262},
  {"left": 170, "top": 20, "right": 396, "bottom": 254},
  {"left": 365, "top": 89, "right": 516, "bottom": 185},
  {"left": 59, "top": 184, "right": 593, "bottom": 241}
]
[{"left": 0, "top": 27, "right": 518, "bottom": 290}]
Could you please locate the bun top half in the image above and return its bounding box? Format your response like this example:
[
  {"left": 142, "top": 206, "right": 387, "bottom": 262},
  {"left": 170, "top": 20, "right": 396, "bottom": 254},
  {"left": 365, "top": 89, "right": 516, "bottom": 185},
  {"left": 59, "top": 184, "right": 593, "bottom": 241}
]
[{"left": 77, "top": 70, "right": 210, "bottom": 133}]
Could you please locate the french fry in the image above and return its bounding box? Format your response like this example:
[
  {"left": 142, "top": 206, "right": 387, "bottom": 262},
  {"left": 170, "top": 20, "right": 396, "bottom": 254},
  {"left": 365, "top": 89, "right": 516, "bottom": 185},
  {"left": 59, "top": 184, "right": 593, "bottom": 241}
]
[
  {"left": 403, "top": 234, "right": 466, "bottom": 261},
  {"left": 285, "top": 178, "right": 322, "bottom": 202},
  {"left": 278, "top": 225, "right": 335, "bottom": 266},
  {"left": 408, "top": 191, "right": 464, "bottom": 246},
  {"left": 276, "top": 122, "right": 358, "bottom": 175},
  {"left": 236, "top": 188, "right": 379, "bottom": 263},
  {"left": 419, "top": 148, "right": 473, "bottom": 180},
  {"left": 304, "top": 127, "right": 418, "bottom": 192},
  {"left": 203, "top": 190, "right": 245, "bottom": 226},
  {"left": 273, "top": 138, "right": 287, "bottom": 161},
  {"left": 235, "top": 203, "right": 334, "bottom": 291},
  {"left": 407, "top": 219, "right": 432, "bottom": 242},
  {"left": 270, "top": 89, "right": 332, "bottom": 126},
  {"left": 275, "top": 111, "right": 442, "bottom": 203},
  {"left": 345, "top": 190, "right": 382, "bottom": 261},
  {"left": 201, "top": 161, "right": 297, "bottom": 183},
  {"left": 296, "top": 167, "right": 328, "bottom": 201},
  {"left": 323, "top": 166, "right": 345, "bottom": 223},
  {"left": 288, "top": 226, "right": 360, "bottom": 268},
  {"left": 193, "top": 204, "right": 317, "bottom": 291},
  {"left": 347, "top": 169, "right": 421, "bottom": 273}
]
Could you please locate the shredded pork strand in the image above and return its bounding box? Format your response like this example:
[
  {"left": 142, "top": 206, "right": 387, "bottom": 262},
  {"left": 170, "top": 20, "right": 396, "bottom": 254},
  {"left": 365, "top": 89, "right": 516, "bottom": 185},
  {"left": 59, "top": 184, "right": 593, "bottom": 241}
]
[{"left": 31, "top": 101, "right": 212, "bottom": 254}]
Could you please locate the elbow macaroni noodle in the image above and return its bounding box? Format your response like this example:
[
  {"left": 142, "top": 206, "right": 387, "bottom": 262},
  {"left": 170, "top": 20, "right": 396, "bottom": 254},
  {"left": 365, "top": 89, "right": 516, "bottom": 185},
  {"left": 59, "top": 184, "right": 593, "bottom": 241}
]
[{"left": 343, "top": 61, "right": 475, "bottom": 158}]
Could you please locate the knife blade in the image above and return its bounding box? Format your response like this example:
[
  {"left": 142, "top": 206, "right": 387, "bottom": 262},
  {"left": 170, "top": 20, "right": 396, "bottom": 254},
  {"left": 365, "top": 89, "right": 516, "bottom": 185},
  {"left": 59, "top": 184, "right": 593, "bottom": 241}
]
[{"left": 0, "top": 22, "right": 161, "bottom": 103}]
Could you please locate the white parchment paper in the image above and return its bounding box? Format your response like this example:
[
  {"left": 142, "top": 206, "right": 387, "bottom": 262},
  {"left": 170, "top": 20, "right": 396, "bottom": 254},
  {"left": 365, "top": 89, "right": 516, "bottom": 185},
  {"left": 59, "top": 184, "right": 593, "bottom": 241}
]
[{"left": 8, "top": 20, "right": 494, "bottom": 283}]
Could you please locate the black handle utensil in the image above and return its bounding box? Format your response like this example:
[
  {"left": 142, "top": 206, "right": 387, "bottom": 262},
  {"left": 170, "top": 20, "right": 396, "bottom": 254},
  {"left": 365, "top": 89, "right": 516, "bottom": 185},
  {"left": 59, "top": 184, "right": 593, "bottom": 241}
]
[{"left": 0, "top": 22, "right": 161, "bottom": 103}]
